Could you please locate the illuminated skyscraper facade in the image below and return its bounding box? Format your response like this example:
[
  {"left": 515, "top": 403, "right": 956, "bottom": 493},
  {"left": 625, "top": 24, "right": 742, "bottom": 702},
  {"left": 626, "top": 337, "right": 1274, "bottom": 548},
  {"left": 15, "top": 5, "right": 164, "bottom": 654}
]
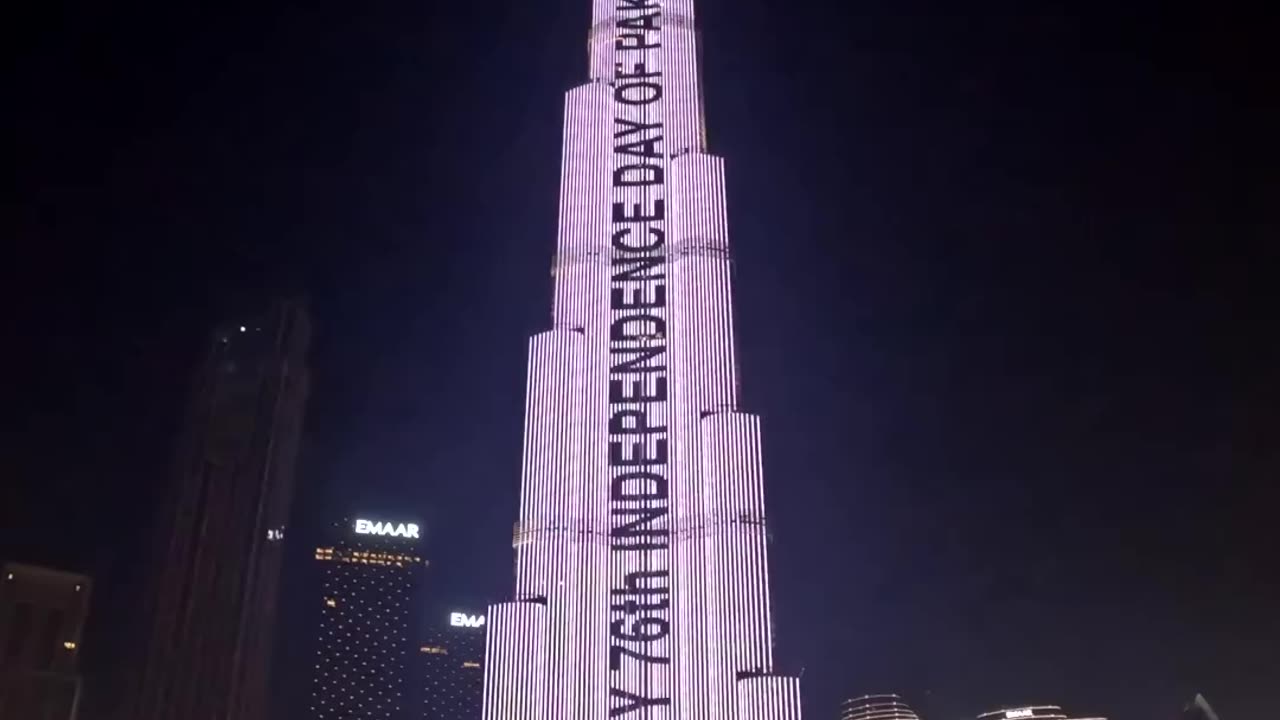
[
  {"left": 135, "top": 300, "right": 310, "bottom": 720},
  {"left": 419, "top": 609, "right": 485, "bottom": 719},
  {"left": 481, "top": 1, "right": 801, "bottom": 718},
  {"left": 841, "top": 694, "right": 921, "bottom": 720},
  {"left": 310, "top": 517, "right": 426, "bottom": 720}
]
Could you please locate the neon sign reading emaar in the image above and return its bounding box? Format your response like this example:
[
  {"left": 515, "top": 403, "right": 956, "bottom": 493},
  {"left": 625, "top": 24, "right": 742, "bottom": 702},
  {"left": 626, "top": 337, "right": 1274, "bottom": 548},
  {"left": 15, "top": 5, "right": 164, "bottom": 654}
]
[
  {"left": 353, "top": 519, "right": 420, "bottom": 539},
  {"left": 450, "top": 612, "right": 485, "bottom": 628}
]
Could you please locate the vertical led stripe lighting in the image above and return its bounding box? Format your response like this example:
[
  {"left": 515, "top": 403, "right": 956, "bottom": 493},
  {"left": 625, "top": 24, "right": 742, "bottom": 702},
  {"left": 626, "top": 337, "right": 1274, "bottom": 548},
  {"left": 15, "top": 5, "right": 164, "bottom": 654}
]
[{"left": 482, "top": 1, "right": 802, "bottom": 719}]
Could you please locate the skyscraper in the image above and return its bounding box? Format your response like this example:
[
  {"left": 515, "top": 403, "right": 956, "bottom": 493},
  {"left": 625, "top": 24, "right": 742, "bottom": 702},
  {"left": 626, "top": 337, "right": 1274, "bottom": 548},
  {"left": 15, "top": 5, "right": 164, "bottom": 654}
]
[
  {"left": 135, "top": 300, "right": 310, "bottom": 720},
  {"left": 481, "top": 1, "right": 802, "bottom": 718},
  {"left": 310, "top": 516, "right": 427, "bottom": 720},
  {"left": 419, "top": 609, "right": 485, "bottom": 719},
  {"left": 841, "top": 694, "right": 921, "bottom": 720},
  {"left": 0, "top": 563, "right": 91, "bottom": 720}
]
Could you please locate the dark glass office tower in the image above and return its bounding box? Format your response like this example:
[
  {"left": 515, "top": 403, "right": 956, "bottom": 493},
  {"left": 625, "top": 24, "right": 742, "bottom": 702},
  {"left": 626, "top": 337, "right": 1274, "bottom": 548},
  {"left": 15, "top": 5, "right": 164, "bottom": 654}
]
[
  {"left": 311, "top": 516, "right": 427, "bottom": 720},
  {"left": 420, "top": 608, "right": 485, "bottom": 719},
  {"left": 0, "top": 563, "right": 91, "bottom": 720},
  {"left": 135, "top": 300, "right": 311, "bottom": 720}
]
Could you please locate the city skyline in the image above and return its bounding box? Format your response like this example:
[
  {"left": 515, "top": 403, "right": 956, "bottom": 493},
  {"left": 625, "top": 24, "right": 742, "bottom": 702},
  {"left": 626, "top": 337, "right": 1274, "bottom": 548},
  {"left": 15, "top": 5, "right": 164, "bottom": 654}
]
[
  {"left": 482, "top": 0, "right": 800, "bottom": 717},
  {"left": 6, "top": 0, "right": 1276, "bottom": 718}
]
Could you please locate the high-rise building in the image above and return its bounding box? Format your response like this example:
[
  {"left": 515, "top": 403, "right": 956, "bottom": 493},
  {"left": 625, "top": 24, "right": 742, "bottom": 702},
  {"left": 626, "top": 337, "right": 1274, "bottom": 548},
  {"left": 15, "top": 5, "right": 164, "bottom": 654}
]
[
  {"left": 480, "top": 0, "right": 802, "bottom": 718},
  {"left": 0, "top": 563, "right": 91, "bottom": 720},
  {"left": 978, "top": 706, "right": 1107, "bottom": 720},
  {"left": 310, "top": 516, "right": 427, "bottom": 720},
  {"left": 841, "top": 694, "right": 921, "bottom": 720},
  {"left": 419, "top": 609, "right": 485, "bottom": 719},
  {"left": 135, "top": 300, "right": 311, "bottom": 720}
]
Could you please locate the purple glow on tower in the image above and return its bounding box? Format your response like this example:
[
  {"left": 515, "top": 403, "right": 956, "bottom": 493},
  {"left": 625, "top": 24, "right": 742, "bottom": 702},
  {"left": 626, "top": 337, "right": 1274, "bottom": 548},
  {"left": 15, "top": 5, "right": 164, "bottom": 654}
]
[{"left": 483, "top": 1, "right": 802, "bottom": 717}]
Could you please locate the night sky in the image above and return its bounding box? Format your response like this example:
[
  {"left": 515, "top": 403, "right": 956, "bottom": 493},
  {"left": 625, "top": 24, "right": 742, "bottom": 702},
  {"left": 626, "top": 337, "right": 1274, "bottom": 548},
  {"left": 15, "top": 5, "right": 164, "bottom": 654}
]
[{"left": 5, "top": 1, "right": 1277, "bottom": 719}]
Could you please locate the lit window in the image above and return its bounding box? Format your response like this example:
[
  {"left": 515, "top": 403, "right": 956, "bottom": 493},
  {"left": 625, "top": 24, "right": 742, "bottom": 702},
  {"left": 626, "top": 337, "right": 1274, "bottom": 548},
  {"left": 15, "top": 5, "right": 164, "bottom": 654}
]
[
  {"left": 63, "top": 641, "right": 77, "bottom": 650},
  {"left": 419, "top": 646, "right": 448, "bottom": 655},
  {"left": 462, "top": 661, "right": 481, "bottom": 668},
  {"left": 325, "top": 598, "right": 337, "bottom": 608}
]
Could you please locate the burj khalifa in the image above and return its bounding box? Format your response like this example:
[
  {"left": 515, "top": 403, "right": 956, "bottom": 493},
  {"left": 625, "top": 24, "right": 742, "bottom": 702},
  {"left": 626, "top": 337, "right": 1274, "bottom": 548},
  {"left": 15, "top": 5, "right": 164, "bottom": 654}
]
[{"left": 482, "top": 0, "right": 803, "bottom": 718}]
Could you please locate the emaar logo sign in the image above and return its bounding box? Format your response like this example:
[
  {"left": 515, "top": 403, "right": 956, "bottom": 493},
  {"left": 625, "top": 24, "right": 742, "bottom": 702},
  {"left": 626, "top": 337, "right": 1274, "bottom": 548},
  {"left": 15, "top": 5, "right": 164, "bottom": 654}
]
[
  {"left": 354, "top": 519, "right": 420, "bottom": 539},
  {"left": 450, "top": 612, "right": 485, "bottom": 628}
]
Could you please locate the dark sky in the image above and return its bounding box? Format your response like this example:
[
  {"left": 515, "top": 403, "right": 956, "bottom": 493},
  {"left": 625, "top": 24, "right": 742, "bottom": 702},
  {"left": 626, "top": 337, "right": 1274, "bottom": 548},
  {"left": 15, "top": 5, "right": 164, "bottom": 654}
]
[{"left": 4, "top": 0, "right": 1277, "bottom": 719}]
